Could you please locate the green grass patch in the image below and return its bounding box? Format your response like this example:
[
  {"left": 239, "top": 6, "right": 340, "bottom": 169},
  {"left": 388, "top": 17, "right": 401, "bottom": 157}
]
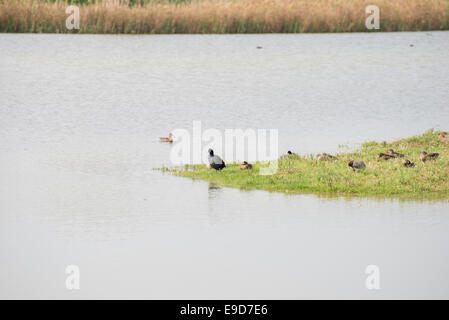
[{"left": 160, "top": 129, "right": 449, "bottom": 199}]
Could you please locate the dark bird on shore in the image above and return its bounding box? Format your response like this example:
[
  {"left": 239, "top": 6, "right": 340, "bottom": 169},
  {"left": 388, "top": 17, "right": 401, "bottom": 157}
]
[
  {"left": 419, "top": 152, "right": 439, "bottom": 162},
  {"left": 348, "top": 160, "right": 366, "bottom": 172},
  {"left": 240, "top": 161, "right": 253, "bottom": 170},
  {"left": 317, "top": 153, "right": 337, "bottom": 161},
  {"left": 386, "top": 149, "right": 404, "bottom": 158},
  {"left": 280, "top": 150, "right": 299, "bottom": 159},
  {"left": 208, "top": 149, "right": 226, "bottom": 170},
  {"left": 159, "top": 133, "right": 174, "bottom": 143},
  {"left": 377, "top": 153, "right": 397, "bottom": 161},
  {"left": 287, "top": 150, "right": 298, "bottom": 156},
  {"left": 402, "top": 159, "right": 415, "bottom": 167}
]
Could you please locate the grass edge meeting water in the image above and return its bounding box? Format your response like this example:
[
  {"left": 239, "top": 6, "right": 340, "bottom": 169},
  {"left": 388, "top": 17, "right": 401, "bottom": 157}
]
[{"left": 160, "top": 130, "right": 449, "bottom": 199}]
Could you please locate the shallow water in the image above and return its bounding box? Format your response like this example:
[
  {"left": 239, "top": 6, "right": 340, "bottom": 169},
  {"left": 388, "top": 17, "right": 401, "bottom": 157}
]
[{"left": 0, "top": 32, "right": 449, "bottom": 299}]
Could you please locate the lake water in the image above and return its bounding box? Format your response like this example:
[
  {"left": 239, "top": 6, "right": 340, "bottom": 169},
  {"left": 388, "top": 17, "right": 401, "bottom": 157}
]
[{"left": 0, "top": 32, "right": 449, "bottom": 299}]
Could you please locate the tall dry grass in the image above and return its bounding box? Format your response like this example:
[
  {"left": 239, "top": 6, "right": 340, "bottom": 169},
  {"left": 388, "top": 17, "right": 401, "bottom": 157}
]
[{"left": 1, "top": 0, "right": 449, "bottom": 34}]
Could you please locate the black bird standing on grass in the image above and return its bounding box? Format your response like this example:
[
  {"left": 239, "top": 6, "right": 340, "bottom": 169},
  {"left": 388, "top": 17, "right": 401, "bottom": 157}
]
[{"left": 208, "top": 149, "right": 226, "bottom": 170}]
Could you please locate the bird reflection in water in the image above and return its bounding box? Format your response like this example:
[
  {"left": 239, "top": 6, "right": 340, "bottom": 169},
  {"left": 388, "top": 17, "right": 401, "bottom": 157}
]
[{"left": 208, "top": 183, "right": 222, "bottom": 200}]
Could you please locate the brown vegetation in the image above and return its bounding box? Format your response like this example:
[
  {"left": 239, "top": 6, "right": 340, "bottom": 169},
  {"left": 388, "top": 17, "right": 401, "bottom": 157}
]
[{"left": 1, "top": 0, "right": 449, "bottom": 34}]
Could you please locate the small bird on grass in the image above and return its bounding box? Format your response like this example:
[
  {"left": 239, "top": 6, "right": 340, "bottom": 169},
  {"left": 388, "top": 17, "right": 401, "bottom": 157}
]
[
  {"left": 377, "top": 153, "right": 397, "bottom": 161},
  {"left": 208, "top": 149, "right": 226, "bottom": 170},
  {"left": 386, "top": 149, "right": 404, "bottom": 158},
  {"left": 402, "top": 159, "right": 415, "bottom": 167},
  {"left": 280, "top": 150, "right": 299, "bottom": 160},
  {"left": 348, "top": 160, "right": 366, "bottom": 172},
  {"left": 240, "top": 161, "right": 253, "bottom": 170},
  {"left": 317, "top": 153, "right": 337, "bottom": 161},
  {"left": 419, "top": 152, "right": 439, "bottom": 162}
]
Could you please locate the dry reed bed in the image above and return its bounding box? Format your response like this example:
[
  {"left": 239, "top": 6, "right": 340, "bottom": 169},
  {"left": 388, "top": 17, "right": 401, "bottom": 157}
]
[{"left": 1, "top": 0, "right": 449, "bottom": 33}]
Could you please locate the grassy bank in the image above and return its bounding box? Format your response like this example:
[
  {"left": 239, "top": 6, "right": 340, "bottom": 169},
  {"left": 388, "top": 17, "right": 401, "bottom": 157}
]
[
  {"left": 164, "top": 130, "right": 449, "bottom": 199},
  {"left": 1, "top": 0, "right": 449, "bottom": 34}
]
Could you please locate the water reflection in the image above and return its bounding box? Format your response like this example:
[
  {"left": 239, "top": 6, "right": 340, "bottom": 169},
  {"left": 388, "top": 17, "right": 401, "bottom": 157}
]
[
  {"left": 312, "top": 192, "right": 449, "bottom": 203},
  {"left": 208, "top": 183, "right": 223, "bottom": 196}
]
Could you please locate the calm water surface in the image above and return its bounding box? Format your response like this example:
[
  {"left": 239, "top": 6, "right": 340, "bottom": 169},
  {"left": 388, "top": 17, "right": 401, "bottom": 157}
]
[{"left": 0, "top": 32, "right": 449, "bottom": 299}]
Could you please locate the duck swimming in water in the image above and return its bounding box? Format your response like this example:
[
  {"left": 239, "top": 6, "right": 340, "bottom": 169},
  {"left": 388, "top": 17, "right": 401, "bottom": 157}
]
[
  {"left": 419, "top": 152, "right": 439, "bottom": 162},
  {"left": 208, "top": 149, "right": 226, "bottom": 170},
  {"left": 348, "top": 160, "right": 366, "bottom": 172},
  {"left": 159, "top": 133, "right": 174, "bottom": 143},
  {"left": 240, "top": 161, "right": 253, "bottom": 170}
]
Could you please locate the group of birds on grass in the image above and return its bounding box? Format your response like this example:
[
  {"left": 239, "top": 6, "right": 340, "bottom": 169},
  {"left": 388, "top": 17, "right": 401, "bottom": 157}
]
[
  {"left": 159, "top": 132, "right": 446, "bottom": 172},
  {"left": 346, "top": 147, "right": 439, "bottom": 172},
  {"left": 205, "top": 150, "right": 253, "bottom": 171},
  {"left": 203, "top": 147, "right": 440, "bottom": 172},
  {"left": 349, "top": 148, "right": 439, "bottom": 172},
  {"left": 285, "top": 147, "right": 440, "bottom": 172}
]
